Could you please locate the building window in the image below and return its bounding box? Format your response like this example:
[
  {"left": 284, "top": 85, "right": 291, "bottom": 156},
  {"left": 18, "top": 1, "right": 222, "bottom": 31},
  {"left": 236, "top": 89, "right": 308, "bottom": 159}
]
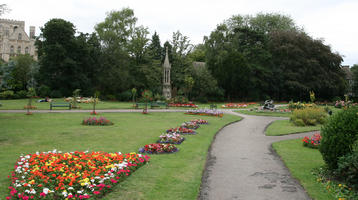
[
  {"left": 10, "top": 46, "right": 14, "bottom": 53},
  {"left": 5, "top": 30, "right": 9, "bottom": 37},
  {"left": 25, "top": 47, "right": 29, "bottom": 54},
  {"left": 17, "top": 46, "right": 21, "bottom": 54},
  {"left": 18, "top": 33, "right": 22, "bottom": 40}
]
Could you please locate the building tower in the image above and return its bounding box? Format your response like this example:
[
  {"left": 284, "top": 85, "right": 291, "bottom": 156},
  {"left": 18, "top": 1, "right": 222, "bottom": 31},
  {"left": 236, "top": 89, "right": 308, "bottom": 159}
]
[{"left": 163, "top": 47, "right": 172, "bottom": 100}]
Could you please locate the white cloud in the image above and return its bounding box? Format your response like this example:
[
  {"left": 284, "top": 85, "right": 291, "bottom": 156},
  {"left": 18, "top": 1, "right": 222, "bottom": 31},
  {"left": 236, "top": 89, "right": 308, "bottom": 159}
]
[{"left": 2, "top": 0, "right": 357, "bottom": 65}]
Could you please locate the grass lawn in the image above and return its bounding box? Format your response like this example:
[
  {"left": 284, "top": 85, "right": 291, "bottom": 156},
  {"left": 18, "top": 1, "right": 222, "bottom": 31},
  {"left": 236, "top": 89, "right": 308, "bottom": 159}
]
[
  {"left": 0, "top": 98, "right": 259, "bottom": 110},
  {"left": 273, "top": 139, "right": 334, "bottom": 200},
  {"left": 0, "top": 112, "right": 240, "bottom": 199},
  {"left": 237, "top": 109, "right": 292, "bottom": 117},
  {"left": 266, "top": 120, "right": 321, "bottom": 136}
]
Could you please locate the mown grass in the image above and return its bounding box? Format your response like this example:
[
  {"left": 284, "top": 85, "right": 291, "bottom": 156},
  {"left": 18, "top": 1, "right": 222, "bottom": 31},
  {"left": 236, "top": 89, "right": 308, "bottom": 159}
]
[
  {"left": 266, "top": 120, "right": 321, "bottom": 136},
  {"left": 273, "top": 139, "right": 334, "bottom": 200},
  {"left": 237, "top": 109, "right": 292, "bottom": 117},
  {"left": 0, "top": 98, "right": 258, "bottom": 110},
  {"left": 0, "top": 112, "right": 240, "bottom": 199}
]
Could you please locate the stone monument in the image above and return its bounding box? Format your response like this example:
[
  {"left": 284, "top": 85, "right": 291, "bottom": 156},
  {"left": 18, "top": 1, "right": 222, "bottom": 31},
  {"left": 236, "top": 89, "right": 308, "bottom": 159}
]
[{"left": 163, "top": 47, "right": 172, "bottom": 100}]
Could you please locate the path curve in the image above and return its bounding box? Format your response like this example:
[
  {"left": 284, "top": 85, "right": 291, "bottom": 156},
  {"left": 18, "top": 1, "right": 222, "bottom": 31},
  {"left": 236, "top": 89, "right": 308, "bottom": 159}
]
[{"left": 199, "top": 111, "right": 313, "bottom": 200}]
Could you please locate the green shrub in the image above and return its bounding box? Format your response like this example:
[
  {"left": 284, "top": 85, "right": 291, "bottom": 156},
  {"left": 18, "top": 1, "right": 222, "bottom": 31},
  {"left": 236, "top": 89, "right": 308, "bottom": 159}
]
[
  {"left": 319, "top": 106, "right": 358, "bottom": 170},
  {"left": 294, "top": 119, "right": 305, "bottom": 126},
  {"left": 116, "top": 90, "right": 132, "bottom": 101},
  {"left": 290, "top": 107, "right": 327, "bottom": 126},
  {"left": 336, "top": 141, "right": 358, "bottom": 190},
  {"left": 50, "top": 90, "right": 62, "bottom": 98},
  {"left": 105, "top": 94, "right": 116, "bottom": 101},
  {"left": 0, "top": 90, "right": 14, "bottom": 99},
  {"left": 38, "top": 85, "right": 51, "bottom": 97},
  {"left": 15, "top": 90, "right": 28, "bottom": 99}
]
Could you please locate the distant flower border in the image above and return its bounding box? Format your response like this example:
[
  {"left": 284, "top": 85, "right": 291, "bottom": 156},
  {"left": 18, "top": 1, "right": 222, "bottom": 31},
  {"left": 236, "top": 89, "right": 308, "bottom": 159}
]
[
  {"left": 138, "top": 143, "right": 178, "bottom": 154},
  {"left": 82, "top": 117, "right": 113, "bottom": 126}
]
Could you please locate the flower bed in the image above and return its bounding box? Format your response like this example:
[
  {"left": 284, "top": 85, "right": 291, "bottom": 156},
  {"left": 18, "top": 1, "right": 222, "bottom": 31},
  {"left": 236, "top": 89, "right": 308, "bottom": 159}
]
[
  {"left": 23, "top": 105, "right": 37, "bottom": 109},
  {"left": 138, "top": 143, "right": 178, "bottom": 154},
  {"left": 168, "top": 103, "right": 198, "bottom": 108},
  {"left": 181, "top": 121, "right": 200, "bottom": 129},
  {"left": 157, "top": 133, "right": 185, "bottom": 144},
  {"left": 185, "top": 109, "right": 223, "bottom": 117},
  {"left": 82, "top": 117, "right": 113, "bottom": 126},
  {"left": 190, "top": 119, "right": 208, "bottom": 124},
  {"left": 7, "top": 150, "right": 149, "bottom": 199},
  {"left": 250, "top": 108, "right": 291, "bottom": 113},
  {"left": 166, "top": 127, "right": 197, "bottom": 135},
  {"left": 221, "top": 102, "right": 256, "bottom": 108},
  {"left": 302, "top": 133, "right": 321, "bottom": 148}
]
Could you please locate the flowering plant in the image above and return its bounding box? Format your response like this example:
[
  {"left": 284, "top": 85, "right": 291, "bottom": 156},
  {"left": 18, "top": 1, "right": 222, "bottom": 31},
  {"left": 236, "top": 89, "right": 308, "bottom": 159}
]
[
  {"left": 168, "top": 103, "right": 198, "bottom": 108},
  {"left": 82, "top": 117, "right": 113, "bottom": 126},
  {"left": 191, "top": 119, "right": 208, "bottom": 124},
  {"left": 7, "top": 150, "right": 149, "bottom": 199},
  {"left": 166, "top": 127, "right": 197, "bottom": 135},
  {"left": 185, "top": 109, "right": 223, "bottom": 117},
  {"left": 138, "top": 143, "right": 178, "bottom": 154},
  {"left": 302, "top": 133, "right": 321, "bottom": 148},
  {"left": 181, "top": 121, "right": 200, "bottom": 129},
  {"left": 157, "top": 133, "right": 185, "bottom": 144},
  {"left": 90, "top": 111, "right": 98, "bottom": 115}
]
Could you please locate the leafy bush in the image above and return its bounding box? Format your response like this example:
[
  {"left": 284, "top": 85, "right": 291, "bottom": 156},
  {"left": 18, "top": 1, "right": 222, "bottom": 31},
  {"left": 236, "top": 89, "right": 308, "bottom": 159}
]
[
  {"left": 50, "top": 90, "right": 62, "bottom": 98},
  {"left": 336, "top": 141, "right": 358, "bottom": 190},
  {"left": 105, "top": 94, "right": 116, "bottom": 101},
  {"left": 15, "top": 90, "right": 28, "bottom": 99},
  {"left": 38, "top": 85, "right": 51, "bottom": 97},
  {"left": 319, "top": 106, "right": 358, "bottom": 170},
  {"left": 0, "top": 90, "right": 14, "bottom": 99},
  {"left": 116, "top": 90, "right": 132, "bottom": 101},
  {"left": 290, "top": 107, "right": 327, "bottom": 126}
]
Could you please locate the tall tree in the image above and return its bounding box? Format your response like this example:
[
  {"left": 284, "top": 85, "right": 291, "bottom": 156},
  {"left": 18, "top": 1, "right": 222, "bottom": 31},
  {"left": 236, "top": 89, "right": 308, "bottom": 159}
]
[
  {"left": 37, "top": 18, "right": 88, "bottom": 96},
  {"left": 95, "top": 8, "right": 138, "bottom": 95},
  {"left": 148, "top": 31, "right": 162, "bottom": 60},
  {"left": 351, "top": 64, "right": 358, "bottom": 98}
]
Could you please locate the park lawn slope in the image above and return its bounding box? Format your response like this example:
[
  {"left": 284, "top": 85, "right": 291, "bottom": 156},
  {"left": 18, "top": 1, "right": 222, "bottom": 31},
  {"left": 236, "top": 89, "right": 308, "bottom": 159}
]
[
  {"left": 273, "top": 139, "right": 334, "bottom": 200},
  {"left": 237, "top": 109, "right": 291, "bottom": 117},
  {"left": 266, "top": 120, "right": 321, "bottom": 136},
  {"left": 0, "top": 112, "right": 240, "bottom": 199}
]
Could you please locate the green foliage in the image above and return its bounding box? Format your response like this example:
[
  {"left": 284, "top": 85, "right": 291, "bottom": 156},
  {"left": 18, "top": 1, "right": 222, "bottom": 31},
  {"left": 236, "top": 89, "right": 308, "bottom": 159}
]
[
  {"left": 320, "top": 106, "right": 358, "bottom": 170},
  {"left": 336, "top": 141, "right": 358, "bottom": 190},
  {"left": 290, "top": 107, "right": 327, "bottom": 126},
  {"left": 0, "top": 90, "right": 14, "bottom": 99},
  {"left": 50, "top": 90, "right": 62, "bottom": 98},
  {"left": 116, "top": 90, "right": 132, "bottom": 101},
  {"left": 37, "top": 85, "right": 51, "bottom": 97},
  {"left": 15, "top": 90, "right": 28, "bottom": 99}
]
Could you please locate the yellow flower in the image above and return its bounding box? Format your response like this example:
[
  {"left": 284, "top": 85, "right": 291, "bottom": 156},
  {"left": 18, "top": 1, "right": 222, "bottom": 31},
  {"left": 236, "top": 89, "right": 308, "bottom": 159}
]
[{"left": 338, "top": 184, "right": 342, "bottom": 187}]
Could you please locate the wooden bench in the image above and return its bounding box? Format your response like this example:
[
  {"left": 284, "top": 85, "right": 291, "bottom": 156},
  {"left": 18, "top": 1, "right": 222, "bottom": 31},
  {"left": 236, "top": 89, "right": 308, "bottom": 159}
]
[
  {"left": 50, "top": 102, "right": 71, "bottom": 110},
  {"left": 150, "top": 102, "right": 168, "bottom": 109}
]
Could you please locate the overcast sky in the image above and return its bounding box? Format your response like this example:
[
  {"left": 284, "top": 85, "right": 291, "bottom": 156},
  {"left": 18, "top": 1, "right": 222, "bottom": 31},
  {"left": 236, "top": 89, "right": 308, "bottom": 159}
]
[{"left": 2, "top": 0, "right": 357, "bottom": 66}]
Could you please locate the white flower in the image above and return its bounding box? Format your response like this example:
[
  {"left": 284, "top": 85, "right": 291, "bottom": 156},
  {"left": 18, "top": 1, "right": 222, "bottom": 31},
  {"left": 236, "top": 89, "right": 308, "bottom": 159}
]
[
  {"left": 62, "top": 191, "right": 68, "bottom": 197},
  {"left": 43, "top": 188, "right": 50, "bottom": 194},
  {"left": 77, "top": 190, "right": 82, "bottom": 194},
  {"left": 68, "top": 187, "right": 74, "bottom": 190}
]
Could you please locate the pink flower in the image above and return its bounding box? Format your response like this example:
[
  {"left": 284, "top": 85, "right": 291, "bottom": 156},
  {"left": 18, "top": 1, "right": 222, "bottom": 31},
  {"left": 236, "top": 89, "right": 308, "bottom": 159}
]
[
  {"left": 40, "top": 192, "right": 46, "bottom": 197},
  {"left": 93, "top": 191, "right": 100, "bottom": 195}
]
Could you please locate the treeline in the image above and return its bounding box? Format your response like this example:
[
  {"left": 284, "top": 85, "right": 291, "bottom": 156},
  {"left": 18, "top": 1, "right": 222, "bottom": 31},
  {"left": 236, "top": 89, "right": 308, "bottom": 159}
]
[{"left": 0, "top": 9, "right": 350, "bottom": 102}]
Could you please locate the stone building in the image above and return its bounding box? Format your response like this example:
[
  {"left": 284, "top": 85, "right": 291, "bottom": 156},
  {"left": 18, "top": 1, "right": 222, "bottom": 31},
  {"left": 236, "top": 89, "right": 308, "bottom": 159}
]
[
  {"left": 342, "top": 65, "right": 354, "bottom": 97},
  {"left": 0, "top": 19, "right": 37, "bottom": 62}
]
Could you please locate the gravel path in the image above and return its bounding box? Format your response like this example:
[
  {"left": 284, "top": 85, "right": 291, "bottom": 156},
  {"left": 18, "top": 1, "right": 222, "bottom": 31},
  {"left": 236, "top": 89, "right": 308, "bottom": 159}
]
[{"left": 199, "top": 111, "right": 313, "bottom": 200}]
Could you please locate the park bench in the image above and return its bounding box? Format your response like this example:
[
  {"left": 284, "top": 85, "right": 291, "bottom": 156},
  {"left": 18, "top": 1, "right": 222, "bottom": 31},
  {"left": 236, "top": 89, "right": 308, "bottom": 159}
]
[
  {"left": 50, "top": 102, "right": 71, "bottom": 110},
  {"left": 150, "top": 102, "right": 168, "bottom": 109},
  {"left": 210, "top": 104, "right": 217, "bottom": 110},
  {"left": 134, "top": 102, "right": 149, "bottom": 109}
]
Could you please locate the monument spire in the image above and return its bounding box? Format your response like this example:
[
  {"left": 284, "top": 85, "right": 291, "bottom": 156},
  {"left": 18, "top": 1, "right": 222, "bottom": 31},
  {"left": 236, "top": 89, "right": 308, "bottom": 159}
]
[{"left": 162, "top": 46, "right": 172, "bottom": 100}]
